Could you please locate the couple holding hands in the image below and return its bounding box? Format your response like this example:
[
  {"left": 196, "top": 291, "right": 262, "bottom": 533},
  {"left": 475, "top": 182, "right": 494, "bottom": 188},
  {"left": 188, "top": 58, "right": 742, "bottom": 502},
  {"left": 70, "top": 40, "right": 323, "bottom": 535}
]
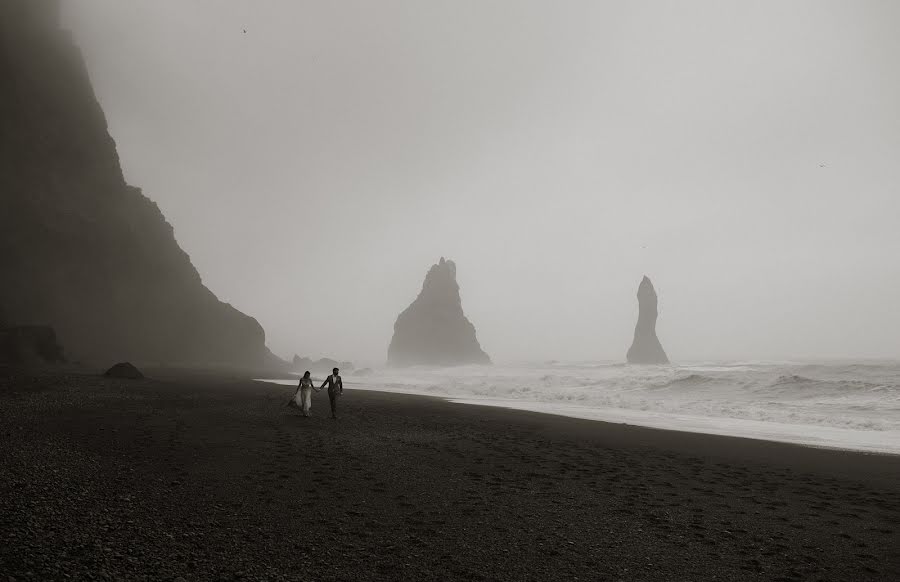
[{"left": 291, "top": 367, "right": 343, "bottom": 419}]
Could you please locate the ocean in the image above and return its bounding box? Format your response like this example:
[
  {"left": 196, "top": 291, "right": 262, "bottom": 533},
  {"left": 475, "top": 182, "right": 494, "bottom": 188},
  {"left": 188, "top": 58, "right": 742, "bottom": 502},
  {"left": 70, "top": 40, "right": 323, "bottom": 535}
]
[{"left": 262, "top": 361, "right": 900, "bottom": 454}]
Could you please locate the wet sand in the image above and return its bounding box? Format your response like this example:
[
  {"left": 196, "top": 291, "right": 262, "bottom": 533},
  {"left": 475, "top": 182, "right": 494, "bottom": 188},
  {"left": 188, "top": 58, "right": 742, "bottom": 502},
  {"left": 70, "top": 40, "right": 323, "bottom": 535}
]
[{"left": 1, "top": 367, "right": 898, "bottom": 581}]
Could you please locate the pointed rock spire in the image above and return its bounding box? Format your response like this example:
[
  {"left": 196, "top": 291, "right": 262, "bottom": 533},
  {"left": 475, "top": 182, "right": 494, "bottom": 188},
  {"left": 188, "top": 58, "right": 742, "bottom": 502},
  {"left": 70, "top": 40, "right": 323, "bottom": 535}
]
[
  {"left": 388, "top": 258, "right": 490, "bottom": 366},
  {"left": 626, "top": 276, "right": 669, "bottom": 364}
]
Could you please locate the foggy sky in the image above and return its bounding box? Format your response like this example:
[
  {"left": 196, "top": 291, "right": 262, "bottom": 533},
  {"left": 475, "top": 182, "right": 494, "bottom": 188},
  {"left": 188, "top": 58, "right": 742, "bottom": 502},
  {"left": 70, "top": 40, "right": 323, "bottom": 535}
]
[{"left": 63, "top": 1, "right": 900, "bottom": 364}]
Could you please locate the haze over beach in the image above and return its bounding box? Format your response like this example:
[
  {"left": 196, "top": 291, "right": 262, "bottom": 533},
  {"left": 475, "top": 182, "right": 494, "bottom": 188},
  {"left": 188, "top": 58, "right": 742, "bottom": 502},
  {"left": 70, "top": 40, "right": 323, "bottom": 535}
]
[
  {"left": 2, "top": 1, "right": 899, "bottom": 580},
  {"left": 63, "top": 0, "right": 900, "bottom": 363}
]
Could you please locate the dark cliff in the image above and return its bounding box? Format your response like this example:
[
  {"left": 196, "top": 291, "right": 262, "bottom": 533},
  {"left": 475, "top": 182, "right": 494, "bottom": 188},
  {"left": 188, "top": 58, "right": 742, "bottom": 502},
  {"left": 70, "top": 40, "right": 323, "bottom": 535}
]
[
  {"left": 388, "top": 258, "right": 490, "bottom": 367},
  {"left": 626, "top": 276, "right": 669, "bottom": 365},
  {"left": 0, "top": 1, "right": 278, "bottom": 366}
]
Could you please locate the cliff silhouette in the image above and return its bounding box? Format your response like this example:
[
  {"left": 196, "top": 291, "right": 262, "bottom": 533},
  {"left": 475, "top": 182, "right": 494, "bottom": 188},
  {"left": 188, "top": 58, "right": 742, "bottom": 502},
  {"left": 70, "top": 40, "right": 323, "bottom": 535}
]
[
  {"left": 0, "top": 1, "right": 279, "bottom": 366},
  {"left": 388, "top": 258, "right": 490, "bottom": 367}
]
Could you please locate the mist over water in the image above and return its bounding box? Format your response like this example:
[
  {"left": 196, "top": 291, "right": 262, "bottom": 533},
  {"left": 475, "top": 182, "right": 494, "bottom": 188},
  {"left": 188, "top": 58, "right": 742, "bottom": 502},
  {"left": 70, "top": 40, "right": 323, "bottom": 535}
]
[
  {"left": 58, "top": 1, "right": 900, "bottom": 451},
  {"left": 63, "top": 1, "right": 900, "bottom": 364}
]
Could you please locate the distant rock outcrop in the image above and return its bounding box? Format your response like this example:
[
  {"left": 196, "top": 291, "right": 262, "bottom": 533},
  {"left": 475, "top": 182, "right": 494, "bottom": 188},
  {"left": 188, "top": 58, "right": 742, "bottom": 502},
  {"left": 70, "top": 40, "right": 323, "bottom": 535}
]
[
  {"left": 0, "top": 1, "right": 281, "bottom": 367},
  {"left": 104, "top": 362, "right": 144, "bottom": 379},
  {"left": 626, "top": 276, "right": 669, "bottom": 365},
  {"left": 292, "top": 355, "right": 354, "bottom": 373},
  {"left": 0, "top": 326, "right": 66, "bottom": 364},
  {"left": 388, "top": 258, "right": 490, "bottom": 366}
]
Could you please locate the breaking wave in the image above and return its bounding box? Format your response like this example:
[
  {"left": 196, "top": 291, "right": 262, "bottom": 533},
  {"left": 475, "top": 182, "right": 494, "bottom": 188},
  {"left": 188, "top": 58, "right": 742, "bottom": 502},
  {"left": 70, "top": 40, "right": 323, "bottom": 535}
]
[{"left": 261, "top": 360, "right": 900, "bottom": 453}]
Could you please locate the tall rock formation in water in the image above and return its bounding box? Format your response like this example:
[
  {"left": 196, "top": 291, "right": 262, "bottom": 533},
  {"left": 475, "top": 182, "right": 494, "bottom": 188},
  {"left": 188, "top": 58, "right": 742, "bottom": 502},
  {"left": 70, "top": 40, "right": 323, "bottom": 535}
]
[
  {"left": 626, "top": 276, "right": 669, "bottom": 364},
  {"left": 0, "top": 1, "right": 279, "bottom": 366},
  {"left": 388, "top": 258, "right": 490, "bottom": 366}
]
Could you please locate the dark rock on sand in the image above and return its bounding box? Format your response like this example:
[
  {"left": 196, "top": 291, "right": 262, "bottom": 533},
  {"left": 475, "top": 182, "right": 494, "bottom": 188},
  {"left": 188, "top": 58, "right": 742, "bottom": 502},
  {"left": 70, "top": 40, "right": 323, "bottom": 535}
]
[
  {"left": 388, "top": 257, "right": 490, "bottom": 366},
  {"left": 104, "top": 362, "right": 144, "bottom": 379},
  {"left": 0, "top": 326, "right": 66, "bottom": 364},
  {"left": 0, "top": 0, "right": 280, "bottom": 368},
  {"left": 626, "top": 276, "right": 669, "bottom": 364}
]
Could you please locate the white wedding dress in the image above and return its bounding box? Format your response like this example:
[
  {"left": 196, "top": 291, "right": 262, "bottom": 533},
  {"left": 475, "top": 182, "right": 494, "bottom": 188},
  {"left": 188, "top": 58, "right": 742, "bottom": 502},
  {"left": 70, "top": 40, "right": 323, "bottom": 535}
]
[{"left": 295, "top": 378, "right": 314, "bottom": 416}]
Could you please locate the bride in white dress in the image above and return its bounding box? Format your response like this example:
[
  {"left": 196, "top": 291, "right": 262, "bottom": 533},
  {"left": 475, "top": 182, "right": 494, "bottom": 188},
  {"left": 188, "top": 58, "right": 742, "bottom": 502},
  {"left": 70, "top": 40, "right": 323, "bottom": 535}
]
[{"left": 293, "top": 371, "right": 317, "bottom": 417}]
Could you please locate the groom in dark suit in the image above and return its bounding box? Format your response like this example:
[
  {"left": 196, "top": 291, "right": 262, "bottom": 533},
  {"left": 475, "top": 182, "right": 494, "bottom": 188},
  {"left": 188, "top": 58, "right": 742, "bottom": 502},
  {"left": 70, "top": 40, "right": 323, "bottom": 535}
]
[{"left": 320, "top": 367, "right": 343, "bottom": 419}]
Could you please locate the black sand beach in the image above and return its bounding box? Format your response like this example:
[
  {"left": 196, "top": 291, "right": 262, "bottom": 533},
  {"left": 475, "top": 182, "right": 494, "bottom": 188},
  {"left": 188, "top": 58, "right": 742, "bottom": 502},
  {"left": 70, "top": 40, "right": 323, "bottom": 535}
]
[{"left": 1, "top": 368, "right": 898, "bottom": 581}]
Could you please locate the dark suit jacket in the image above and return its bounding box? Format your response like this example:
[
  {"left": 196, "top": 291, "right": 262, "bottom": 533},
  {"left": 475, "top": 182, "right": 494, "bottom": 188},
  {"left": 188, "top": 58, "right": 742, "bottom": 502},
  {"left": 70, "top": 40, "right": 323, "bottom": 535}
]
[{"left": 321, "top": 374, "right": 343, "bottom": 393}]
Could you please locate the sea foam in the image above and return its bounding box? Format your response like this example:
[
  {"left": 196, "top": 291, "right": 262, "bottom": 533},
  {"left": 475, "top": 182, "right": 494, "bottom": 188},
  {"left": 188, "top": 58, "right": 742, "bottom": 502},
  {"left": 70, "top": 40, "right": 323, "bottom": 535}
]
[{"left": 261, "top": 360, "right": 900, "bottom": 454}]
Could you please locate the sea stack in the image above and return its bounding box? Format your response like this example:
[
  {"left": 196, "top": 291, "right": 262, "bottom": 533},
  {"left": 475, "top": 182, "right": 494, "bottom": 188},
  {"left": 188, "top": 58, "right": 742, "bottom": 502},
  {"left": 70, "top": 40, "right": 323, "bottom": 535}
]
[
  {"left": 626, "top": 276, "right": 669, "bottom": 365},
  {"left": 388, "top": 258, "right": 490, "bottom": 366},
  {"left": 0, "top": 1, "right": 280, "bottom": 367}
]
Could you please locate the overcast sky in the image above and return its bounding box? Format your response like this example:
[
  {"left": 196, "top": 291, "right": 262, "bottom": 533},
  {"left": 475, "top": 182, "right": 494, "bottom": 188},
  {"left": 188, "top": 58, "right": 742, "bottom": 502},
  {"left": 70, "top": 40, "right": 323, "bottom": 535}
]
[{"left": 63, "top": 1, "right": 899, "bottom": 364}]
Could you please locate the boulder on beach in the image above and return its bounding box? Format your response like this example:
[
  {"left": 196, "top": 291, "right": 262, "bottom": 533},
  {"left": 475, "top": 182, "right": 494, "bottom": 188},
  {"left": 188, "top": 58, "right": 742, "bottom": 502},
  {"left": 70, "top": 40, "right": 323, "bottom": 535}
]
[
  {"left": 626, "top": 276, "right": 669, "bottom": 365},
  {"left": 388, "top": 257, "right": 490, "bottom": 367},
  {"left": 104, "top": 362, "right": 144, "bottom": 379}
]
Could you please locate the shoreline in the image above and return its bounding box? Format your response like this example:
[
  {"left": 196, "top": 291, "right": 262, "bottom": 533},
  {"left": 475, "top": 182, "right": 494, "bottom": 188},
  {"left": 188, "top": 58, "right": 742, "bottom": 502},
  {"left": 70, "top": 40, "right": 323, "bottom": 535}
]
[
  {"left": 258, "top": 377, "right": 900, "bottom": 456},
  {"left": 446, "top": 397, "right": 900, "bottom": 456},
  {"left": 2, "top": 368, "right": 898, "bottom": 580}
]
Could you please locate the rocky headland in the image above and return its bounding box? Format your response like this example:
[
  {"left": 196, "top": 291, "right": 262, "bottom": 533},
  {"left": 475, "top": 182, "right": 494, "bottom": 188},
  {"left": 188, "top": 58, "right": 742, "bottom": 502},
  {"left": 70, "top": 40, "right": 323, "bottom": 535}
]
[{"left": 0, "top": 0, "right": 280, "bottom": 368}]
